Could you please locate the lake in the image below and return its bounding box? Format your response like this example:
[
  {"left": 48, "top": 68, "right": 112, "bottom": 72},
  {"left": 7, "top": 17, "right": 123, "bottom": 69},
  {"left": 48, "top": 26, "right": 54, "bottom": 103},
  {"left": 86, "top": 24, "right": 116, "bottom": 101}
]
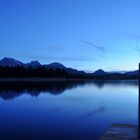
[{"left": 0, "top": 80, "right": 138, "bottom": 140}]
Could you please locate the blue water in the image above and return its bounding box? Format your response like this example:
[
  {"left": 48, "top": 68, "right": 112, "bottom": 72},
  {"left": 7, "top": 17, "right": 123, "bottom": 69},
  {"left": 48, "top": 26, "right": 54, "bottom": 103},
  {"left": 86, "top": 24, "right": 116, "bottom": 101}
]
[{"left": 0, "top": 80, "right": 138, "bottom": 140}]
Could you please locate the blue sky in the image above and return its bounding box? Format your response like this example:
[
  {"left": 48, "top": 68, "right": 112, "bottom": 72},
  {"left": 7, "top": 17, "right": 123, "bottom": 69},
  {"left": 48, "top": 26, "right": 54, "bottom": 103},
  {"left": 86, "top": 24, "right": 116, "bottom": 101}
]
[{"left": 0, "top": 0, "right": 140, "bottom": 71}]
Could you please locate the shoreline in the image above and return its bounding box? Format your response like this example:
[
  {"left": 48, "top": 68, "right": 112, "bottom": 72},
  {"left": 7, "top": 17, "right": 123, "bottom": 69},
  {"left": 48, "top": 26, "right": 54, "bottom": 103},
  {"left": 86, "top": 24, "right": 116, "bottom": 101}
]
[
  {"left": 0, "top": 78, "right": 94, "bottom": 82},
  {"left": 0, "top": 78, "right": 138, "bottom": 82}
]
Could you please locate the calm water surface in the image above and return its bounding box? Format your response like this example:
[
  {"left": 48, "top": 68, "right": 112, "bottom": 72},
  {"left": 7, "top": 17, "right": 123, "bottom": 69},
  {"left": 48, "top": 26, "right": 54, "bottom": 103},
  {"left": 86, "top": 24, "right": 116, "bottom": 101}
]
[{"left": 0, "top": 80, "right": 138, "bottom": 140}]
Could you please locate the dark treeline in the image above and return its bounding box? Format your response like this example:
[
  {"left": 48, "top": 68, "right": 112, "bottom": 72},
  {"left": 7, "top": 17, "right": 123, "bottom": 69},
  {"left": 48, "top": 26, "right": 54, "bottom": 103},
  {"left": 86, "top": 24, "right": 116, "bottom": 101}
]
[
  {"left": 0, "top": 66, "right": 92, "bottom": 79},
  {"left": 0, "top": 66, "right": 138, "bottom": 79}
]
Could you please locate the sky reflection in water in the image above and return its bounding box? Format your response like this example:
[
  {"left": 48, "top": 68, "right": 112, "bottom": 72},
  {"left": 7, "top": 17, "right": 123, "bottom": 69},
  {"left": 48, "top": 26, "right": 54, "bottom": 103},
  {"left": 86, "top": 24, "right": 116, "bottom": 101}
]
[{"left": 0, "top": 80, "right": 138, "bottom": 140}]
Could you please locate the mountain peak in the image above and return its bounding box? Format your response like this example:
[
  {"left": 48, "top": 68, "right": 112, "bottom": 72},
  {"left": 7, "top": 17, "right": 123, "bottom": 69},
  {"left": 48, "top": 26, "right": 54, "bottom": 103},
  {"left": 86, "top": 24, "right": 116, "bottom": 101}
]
[
  {"left": 46, "top": 62, "right": 65, "bottom": 69},
  {"left": 0, "top": 57, "right": 23, "bottom": 67},
  {"left": 2, "top": 57, "right": 16, "bottom": 61},
  {"left": 24, "top": 60, "right": 41, "bottom": 68},
  {"left": 94, "top": 69, "right": 106, "bottom": 75},
  {"left": 30, "top": 61, "right": 41, "bottom": 65}
]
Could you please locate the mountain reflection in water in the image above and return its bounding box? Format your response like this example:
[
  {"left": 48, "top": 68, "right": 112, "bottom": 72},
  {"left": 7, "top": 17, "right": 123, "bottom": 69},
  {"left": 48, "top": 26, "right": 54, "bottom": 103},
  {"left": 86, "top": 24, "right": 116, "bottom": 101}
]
[
  {"left": 0, "top": 80, "right": 138, "bottom": 100},
  {"left": 0, "top": 80, "right": 138, "bottom": 140}
]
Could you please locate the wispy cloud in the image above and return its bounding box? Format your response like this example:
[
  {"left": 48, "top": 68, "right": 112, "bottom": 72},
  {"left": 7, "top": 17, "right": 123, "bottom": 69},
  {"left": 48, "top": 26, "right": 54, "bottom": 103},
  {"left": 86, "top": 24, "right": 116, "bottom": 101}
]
[
  {"left": 26, "top": 55, "right": 94, "bottom": 62},
  {"left": 125, "top": 33, "right": 140, "bottom": 54},
  {"left": 48, "top": 45, "right": 63, "bottom": 51},
  {"left": 81, "top": 40, "right": 106, "bottom": 52},
  {"left": 81, "top": 40, "right": 133, "bottom": 54},
  {"left": 61, "top": 56, "right": 93, "bottom": 61},
  {"left": 127, "top": 34, "right": 140, "bottom": 41},
  {"left": 134, "top": 41, "right": 140, "bottom": 56}
]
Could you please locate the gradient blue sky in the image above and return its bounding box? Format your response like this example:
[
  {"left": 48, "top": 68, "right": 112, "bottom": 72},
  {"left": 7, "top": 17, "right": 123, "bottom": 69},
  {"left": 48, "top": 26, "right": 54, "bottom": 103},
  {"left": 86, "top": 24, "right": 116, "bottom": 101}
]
[{"left": 0, "top": 0, "right": 140, "bottom": 71}]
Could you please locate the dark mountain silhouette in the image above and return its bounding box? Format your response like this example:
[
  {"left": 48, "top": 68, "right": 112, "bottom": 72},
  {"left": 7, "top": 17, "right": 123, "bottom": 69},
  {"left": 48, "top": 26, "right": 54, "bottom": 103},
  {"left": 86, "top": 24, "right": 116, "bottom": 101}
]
[
  {"left": 45, "top": 62, "right": 66, "bottom": 69},
  {"left": 93, "top": 68, "right": 139, "bottom": 79},
  {"left": 0, "top": 57, "right": 23, "bottom": 67},
  {"left": 0, "top": 57, "right": 91, "bottom": 79},
  {"left": 0, "top": 57, "right": 90, "bottom": 78},
  {"left": 0, "top": 57, "right": 139, "bottom": 79},
  {"left": 125, "top": 70, "right": 139, "bottom": 75},
  {"left": 25, "top": 61, "right": 41, "bottom": 68},
  {"left": 0, "top": 58, "right": 42, "bottom": 68},
  {"left": 94, "top": 69, "right": 107, "bottom": 75},
  {"left": 44, "top": 62, "right": 86, "bottom": 75}
]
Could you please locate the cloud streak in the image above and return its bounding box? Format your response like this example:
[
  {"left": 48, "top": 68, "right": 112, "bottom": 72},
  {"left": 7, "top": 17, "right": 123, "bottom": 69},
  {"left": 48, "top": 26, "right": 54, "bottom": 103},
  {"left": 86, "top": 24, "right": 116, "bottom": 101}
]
[
  {"left": 48, "top": 45, "right": 63, "bottom": 51},
  {"left": 134, "top": 41, "right": 140, "bottom": 56},
  {"left": 81, "top": 40, "right": 106, "bottom": 52},
  {"left": 27, "top": 55, "right": 94, "bottom": 62},
  {"left": 81, "top": 40, "right": 133, "bottom": 54},
  {"left": 127, "top": 34, "right": 140, "bottom": 41}
]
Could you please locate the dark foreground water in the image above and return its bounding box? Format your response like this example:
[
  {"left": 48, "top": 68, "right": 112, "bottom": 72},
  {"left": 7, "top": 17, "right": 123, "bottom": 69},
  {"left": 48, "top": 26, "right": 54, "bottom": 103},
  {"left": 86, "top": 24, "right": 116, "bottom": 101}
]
[{"left": 0, "top": 80, "right": 138, "bottom": 140}]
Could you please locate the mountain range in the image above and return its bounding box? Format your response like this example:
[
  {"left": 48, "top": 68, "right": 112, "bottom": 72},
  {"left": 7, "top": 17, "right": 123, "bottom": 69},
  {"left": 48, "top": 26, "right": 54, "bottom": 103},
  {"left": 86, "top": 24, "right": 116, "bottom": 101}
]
[
  {"left": 0, "top": 57, "right": 139, "bottom": 78},
  {"left": 0, "top": 57, "right": 87, "bottom": 76}
]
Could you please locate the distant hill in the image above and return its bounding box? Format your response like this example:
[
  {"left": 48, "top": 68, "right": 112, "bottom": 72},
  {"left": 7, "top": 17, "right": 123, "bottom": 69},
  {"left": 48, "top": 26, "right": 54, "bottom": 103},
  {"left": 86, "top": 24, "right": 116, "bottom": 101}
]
[
  {"left": 125, "top": 70, "right": 139, "bottom": 76},
  {"left": 94, "top": 69, "right": 107, "bottom": 75},
  {"left": 93, "top": 69, "right": 139, "bottom": 80}
]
